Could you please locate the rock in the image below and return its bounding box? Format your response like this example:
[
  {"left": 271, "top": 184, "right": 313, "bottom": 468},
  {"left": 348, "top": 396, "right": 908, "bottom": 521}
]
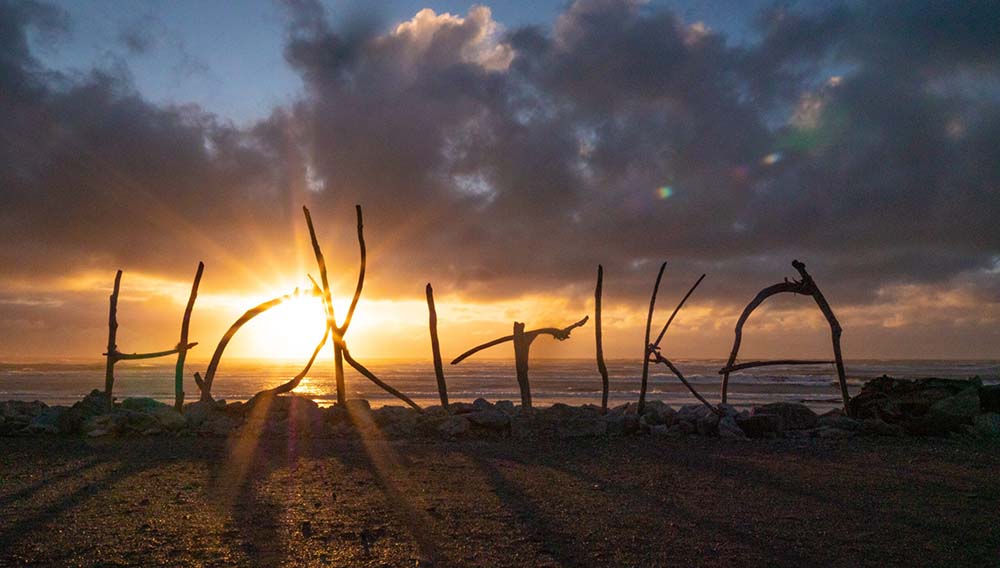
[
  {"left": 737, "top": 414, "right": 783, "bottom": 438},
  {"left": 604, "top": 413, "right": 640, "bottom": 436},
  {"left": 87, "top": 428, "right": 110, "bottom": 438},
  {"left": 641, "top": 401, "right": 676, "bottom": 426},
  {"left": 815, "top": 427, "right": 856, "bottom": 439},
  {"left": 57, "top": 390, "right": 112, "bottom": 434},
  {"left": 472, "top": 398, "right": 493, "bottom": 411},
  {"left": 183, "top": 400, "right": 220, "bottom": 426},
  {"left": 374, "top": 406, "right": 418, "bottom": 427},
  {"left": 677, "top": 405, "right": 719, "bottom": 436},
  {"left": 752, "top": 403, "right": 818, "bottom": 430},
  {"left": 27, "top": 406, "right": 66, "bottom": 434},
  {"left": 465, "top": 410, "right": 510, "bottom": 431},
  {"left": 909, "top": 387, "right": 981, "bottom": 435},
  {"left": 849, "top": 376, "right": 979, "bottom": 422},
  {"left": 201, "top": 416, "right": 237, "bottom": 437},
  {"left": 980, "top": 385, "right": 1000, "bottom": 412},
  {"left": 120, "top": 398, "right": 170, "bottom": 412},
  {"left": 676, "top": 420, "right": 696, "bottom": 435},
  {"left": 717, "top": 404, "right": 741, "bottom": 418},
  {"left": 818, "top": 414, "right": 863, "bottom": 431},
  {"left": 1, "top": 400, "right": 47, "bottom": 420},
  {"left": 649, "top": 424, "right": 668, "bottom": 436},
  {"left": 972, "top": 412, "right": 1000, "bottom": 437},
  {"left": 342, "top": 399, "right": 372, "bottom": 415},
  {"left": 717, "top": 416, "right": 747, "bottom": 439},
  {"left": 325, "top": 406, "right": 348, "bottom": 425},
  {"left": 447, "top": 402, "right": 477, "bottom": 414},
  {"left": 437, "top": 415, "right": 470, "bottom": 437},
  {"left": 149, "top": 407, "right": 187, "bottom": 431},
  {"left": 495, "top": 400, "right": 516, "bottom": 414},
  {"left": 557, "top": 411, "right": 607, "bottom": 438},
  {"left": 862, "top": 418, "right": 905, "bottom": 437}
]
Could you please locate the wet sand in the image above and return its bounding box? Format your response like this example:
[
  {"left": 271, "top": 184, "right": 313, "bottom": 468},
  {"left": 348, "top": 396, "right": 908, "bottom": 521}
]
[{"left": 1, "top": 436, "right": 998, "bottom": 567}]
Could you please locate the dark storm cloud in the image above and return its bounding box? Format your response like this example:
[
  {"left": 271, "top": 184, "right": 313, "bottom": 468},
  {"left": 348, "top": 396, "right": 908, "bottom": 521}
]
[{"left": 2, "top": 0, "right": 999, "bottom": 313}]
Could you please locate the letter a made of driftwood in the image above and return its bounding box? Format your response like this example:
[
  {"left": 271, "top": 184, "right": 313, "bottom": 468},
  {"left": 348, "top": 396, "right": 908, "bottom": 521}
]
[
  {"left": 718, "top": 260, "right": 849, "bottom": 413},
  {"left": 303, "top": 205, "right": 422, "bottom": 411},
  {"left": 450, "top": 316, "right": 588, "bottom": 409},
  {"left": 103, "top": 266, "right": 202, "bottom": 407}
]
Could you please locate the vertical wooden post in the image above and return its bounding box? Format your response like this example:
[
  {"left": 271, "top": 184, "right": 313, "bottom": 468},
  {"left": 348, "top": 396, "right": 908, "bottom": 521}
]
[
  {"left": 333, "top": 342, "right": 347, "bottom": 405},
  {"left": 426, "top": 283, "right": 449, "bottom": 410},
  {"left": 512, "top": 322, "right": 532, "bottom": 409},
  {"left": 595, "top": 265, "right": 609, "bottom": 414},
  {"left": 104, "top": 270, "right": 122, "bottom": 404},
  {"left": 175, "top": 262, "right": 204, "bottom": 412},
  {"left": 638, "top": 262, "right": 666, "bottom": 415}
]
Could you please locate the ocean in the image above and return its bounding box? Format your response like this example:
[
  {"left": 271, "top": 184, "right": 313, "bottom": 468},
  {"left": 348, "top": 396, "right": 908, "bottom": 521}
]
[{"left": 1, "top": 359, "right": 997, "bottom": 411}]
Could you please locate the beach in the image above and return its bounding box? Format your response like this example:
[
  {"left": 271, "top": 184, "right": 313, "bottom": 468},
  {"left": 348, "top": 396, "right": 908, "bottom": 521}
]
[{"left": 1, "top": 435, "right": 998, "bottom": 567}]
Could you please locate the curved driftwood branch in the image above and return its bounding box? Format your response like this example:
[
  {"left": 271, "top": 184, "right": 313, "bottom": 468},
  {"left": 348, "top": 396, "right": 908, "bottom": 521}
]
[
  {"left": 426, "top": 283, "right": 448, "bottom": 409},
  {"left": 340, "top": 344, "right": 422, "bottom": 411},
  {"left": 718, "top": 359, "right": 834, "bottom": 374},
  {"left": 251, "top": 326, "right": 330, "bottom": 399},
  {"left": 104, "top": 270, "right": 122, "bottom": 403},
  {"left": 338, "top": 205, "right": 365, "bottom": 334},
  {"left": 649, "top": 350, "right": 719, "bottom": 415},
  {"left": 719, "top": 280, "right": 808, "bottom": 404},
  {"left": 198, "top": 288, "right": 306, "bottom": 401},
  {"left": 595, "top": 265, "right": 609, "bottom": 414},
  {"left": 451, "top": 336, "right": 515, "bottom": 365},
  {"left": 638, "top": 262, "right": 666, "bottom": 415},
  {"left": 303, "top": 206, "right": 347, "bottom": 405},
  {"left": 652, "top": 273, "right": 706, "bottom": 349},
  {"left": 111, "top": 343, "right": 197, "bottom": 361},
  {"left": 793, "top": 260, "right": 849, "bottom": 412},
  {"left": 175, "top": 262, "right": 203, "bottom": 411}
]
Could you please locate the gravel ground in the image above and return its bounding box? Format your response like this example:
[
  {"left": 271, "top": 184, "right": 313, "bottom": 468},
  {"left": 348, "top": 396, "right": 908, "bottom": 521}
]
[{"left": 0, "top": 435, "right": 998, "bottom": 567}]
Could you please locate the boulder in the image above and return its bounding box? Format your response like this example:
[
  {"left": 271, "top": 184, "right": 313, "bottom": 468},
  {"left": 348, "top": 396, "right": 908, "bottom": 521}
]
[
  {"left": 27, "top": 406, "right": 67, "bottom": 434},
  {"left": 909, "top": 387, "right": 980, "bottom": 435},
  {"left": 465, "top": 410, "right": 510, "bottom": 431},
  {"left": 641, "top": 401, "right": 677, "bottom": 426},
  {"left": 980, "top": 385, "right": 1000, "bottom": 413},
  {"left": 849, "top": 376, "right": 979, "bottom": 422},
  {"left": 437, "top": 415, "right": 470, "bottom": 437},
  {"left": 183, "top": 400, "right": 220, "bottom": 427},
  {"left": 120, "top": 398, "right": 169, "bottom": 412},
  {"left": 149, "top": 407, "right": 187, "bottom": 431},
  {"left": 472, "top": 398, "right": 493, "bottom": 411},
  {"left": 677, "top": 405, "right": 719, "bottom": 436},
  {"left": 494, "top": 400, "right": 516, "bottom": 415},
  {"left": 447, "top": 402, "right": 477, "bottom": 415},
  {"left": 752, "top": 403, "right": 818, "bottom": 430},
  {"left": 604, "top": 413, "right": 640, "bottom": 436},
  {"left": 717, "top": 416, "right": 747, "bottom": 439},
  {"left": 57, "top": 390, "right": 112, "bottom": 434},
  {"left": 972, "top": 412, "right": 1000, "bottom": 437},
  {"left": 342, "top": 399, "right": 372, "bottom": 416},
  {"left": 737, "top": 414, "right": 783, "bottom": 438},
  {"left": 861, "top": 418, "right": 905, "bottom": 437},
  {"left": 818, "top": 414, "right": 863, "bottom": 431},
  {"left": 815, "top": 427, "right": 856, "bottom": 439}
]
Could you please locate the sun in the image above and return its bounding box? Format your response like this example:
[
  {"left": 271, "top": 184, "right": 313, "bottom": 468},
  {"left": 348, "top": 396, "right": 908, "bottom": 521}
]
[{"left": 242, "top": 294, "right": 329, "bottom": 361}]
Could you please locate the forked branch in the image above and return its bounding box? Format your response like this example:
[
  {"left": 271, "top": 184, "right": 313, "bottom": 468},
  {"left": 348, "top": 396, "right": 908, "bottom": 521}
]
[{"left": 450, "top": 316, "right": 589, "bottom": 365}]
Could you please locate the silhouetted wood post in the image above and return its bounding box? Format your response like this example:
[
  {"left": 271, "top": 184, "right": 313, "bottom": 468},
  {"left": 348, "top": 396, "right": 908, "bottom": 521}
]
[
  {"left": 175, "top": 262, "right": 203, "bottom": 411},
  {"left": 104, "top": 270, "right": 122, "bottom": 405},
  {"left": 426, "top": 283, "right": 449, "bottom": 409},
  {"left": 638, "top": 262, "right": 666, "bottom": 415},
  {"left": 595, "top": 265, "right": 610, "bottom": 414},
  {"left": 512, "top": 322, "right": 532, "bottom": 408}
]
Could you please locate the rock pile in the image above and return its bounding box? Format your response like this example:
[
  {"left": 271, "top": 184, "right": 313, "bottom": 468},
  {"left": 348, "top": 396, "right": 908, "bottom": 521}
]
[{"left": 1, "top": 376, "right": 998, "bottom": 441}]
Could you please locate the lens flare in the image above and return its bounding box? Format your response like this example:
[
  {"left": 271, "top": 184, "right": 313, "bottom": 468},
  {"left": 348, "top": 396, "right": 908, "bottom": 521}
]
[
  {"left": 761, "top": 152, "right": 782, "bottom": 166},
  {"left": 657, "top": 186, "right": 674, "bottom": 199}
]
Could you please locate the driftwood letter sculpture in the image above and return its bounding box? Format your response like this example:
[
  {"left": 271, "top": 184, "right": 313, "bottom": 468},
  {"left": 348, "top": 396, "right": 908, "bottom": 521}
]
[{"left": 718, "top": 260, "right": 849, "bottom": 413}]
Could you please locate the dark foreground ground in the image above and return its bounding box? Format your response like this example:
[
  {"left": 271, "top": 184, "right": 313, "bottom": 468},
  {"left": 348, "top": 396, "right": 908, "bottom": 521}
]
[{"left": 0, "top": 435, "right": 998, "bottom": 567}]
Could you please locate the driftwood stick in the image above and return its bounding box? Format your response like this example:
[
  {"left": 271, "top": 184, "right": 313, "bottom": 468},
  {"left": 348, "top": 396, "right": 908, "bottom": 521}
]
[
  {"left": 792, "top": 260, "right": 850, "bottom": 413},
  {"left": 720, "top": 280, "right": 808, "bottom": 404},
  {"left": 450, "top": 335, "right": 515, "bottom": 365},
  {"left": 652, "top": 274, "right": 706, "bottom": 349},
  {"left": 252, "top": 326, "right": 330, "bottom": 399},
  {"left": 175, "top": 262, "right": 203, "bottom": 411},
  {"left": 718, "top": 359, "right": 835, "bottom": 374},
  {"left": 649, "top": 351, "right": 719, "bottom": 415},
  {"left": 638, "top": 262, "right": 666, "bottom": 415},
  {"left": 426, "top": 283, "right": 449, "bottom": 409},
  {"left": 112, "top": 344, "right": 197, "bottom": 361},
  {"left": 595, "top": 265, "right": 610, "bottom": 414},
  {"left": 198, "top": 289, "right": 305, "bottom": 401},
  {"left": 303, "top": 206, "right": 346, "bottom": 404},
  {"left": 104, "top": 270, "right": 123, "bottom": 404},
  {"left": 338, "top": 205, "right": 365, "bottom": 334},
  {"left": 341, "top": 345, "right": 422, "bottom": 411}
]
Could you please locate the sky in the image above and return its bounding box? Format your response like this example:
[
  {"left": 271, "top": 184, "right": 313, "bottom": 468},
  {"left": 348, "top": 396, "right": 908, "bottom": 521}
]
[{"left": 1, "top": 0, "right": 999, "bottom": 364}]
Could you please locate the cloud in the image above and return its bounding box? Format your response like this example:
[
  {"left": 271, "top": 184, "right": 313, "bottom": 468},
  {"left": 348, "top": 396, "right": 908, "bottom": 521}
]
[{"left": 1, "top": 0, "right": 999, "bottom": 358}]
